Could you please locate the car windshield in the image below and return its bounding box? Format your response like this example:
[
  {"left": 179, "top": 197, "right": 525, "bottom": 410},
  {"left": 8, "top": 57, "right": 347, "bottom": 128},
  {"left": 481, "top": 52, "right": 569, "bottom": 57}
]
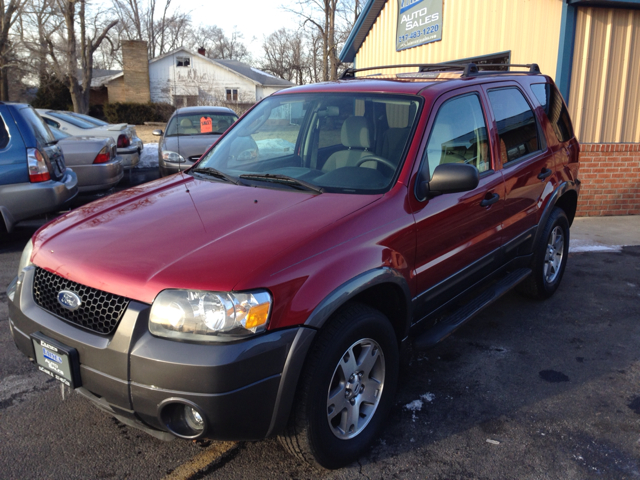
[
  {"left": 165, "top": 113, "right": 238, "bottom": 137},
  {"left": 47, "top": 111, "right": 97, "bottom": 129},
  {"left": 196, "top": 93, "right": 421, "bottom": 194},
  {"left": 20, "top": 106, "right": 57, "bottom": 145},
  {"left": 71, "top": 113, "right": 108, "bottom": 126}
]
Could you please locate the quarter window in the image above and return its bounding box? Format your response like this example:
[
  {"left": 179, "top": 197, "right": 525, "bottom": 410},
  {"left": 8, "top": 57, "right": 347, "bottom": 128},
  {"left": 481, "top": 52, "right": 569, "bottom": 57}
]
[
  {"left": 488, "top": 88, "right": 540, "bottom": 164},
  {"left": 0, "top": 115, "right": 9, "bottom": 149},
  {"left": 531, "top": 83, "right": 574, "bottom": 143},
  {"left": 424, "top": 94, "right": 490, "bottom": 178}
]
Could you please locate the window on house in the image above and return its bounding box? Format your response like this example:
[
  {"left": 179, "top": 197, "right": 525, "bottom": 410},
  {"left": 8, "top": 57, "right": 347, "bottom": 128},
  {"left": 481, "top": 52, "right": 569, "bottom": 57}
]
[
  {"left": 176, "top": 57, "right": 191, "bottom": 67},
  {"left": 226, "top": 89, "right": 238, "bottom": 101}
]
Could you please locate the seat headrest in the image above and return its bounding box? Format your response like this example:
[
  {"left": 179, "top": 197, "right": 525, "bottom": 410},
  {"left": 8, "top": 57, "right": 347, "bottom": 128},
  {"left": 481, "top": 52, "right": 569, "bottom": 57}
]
[
  {"left": 341, "top": 116, "right": 371, "bottom": 149},
  {"left": 179, "top": 118, "right": 193, "bottom": 127}
]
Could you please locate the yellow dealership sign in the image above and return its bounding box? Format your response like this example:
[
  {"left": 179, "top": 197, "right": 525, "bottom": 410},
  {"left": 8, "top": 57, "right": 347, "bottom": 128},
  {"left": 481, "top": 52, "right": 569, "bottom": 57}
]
[{"left": 396, "top": 0, "right": 443, "bottom": 51}]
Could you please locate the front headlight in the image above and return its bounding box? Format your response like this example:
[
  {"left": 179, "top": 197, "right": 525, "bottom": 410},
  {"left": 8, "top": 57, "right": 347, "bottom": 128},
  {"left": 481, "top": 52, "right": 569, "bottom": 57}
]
[
  {"left": 149, "top": 289, "right": 272, "bottom": 342},
  {"left": 17, "top": 239, "right": 34, "bottom": 275},
  {"left": 162, "top": 151, "right": 185, "bottom": 164}
]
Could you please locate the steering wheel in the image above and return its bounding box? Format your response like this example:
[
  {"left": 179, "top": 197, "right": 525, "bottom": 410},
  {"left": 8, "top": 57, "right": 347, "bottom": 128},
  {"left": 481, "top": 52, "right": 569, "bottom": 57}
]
[{"left": 356, "top": 155, "right": 397, "bottom": 173}]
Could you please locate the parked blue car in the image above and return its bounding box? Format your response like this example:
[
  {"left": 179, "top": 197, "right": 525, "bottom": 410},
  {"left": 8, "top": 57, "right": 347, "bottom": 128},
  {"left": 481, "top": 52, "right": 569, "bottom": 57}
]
[{"left": 0, "top": 102, "right": 78, "bottom": 234}]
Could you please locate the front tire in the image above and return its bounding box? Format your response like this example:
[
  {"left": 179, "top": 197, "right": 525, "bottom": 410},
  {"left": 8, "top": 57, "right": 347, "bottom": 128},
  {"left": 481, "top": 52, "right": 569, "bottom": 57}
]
[
  {"left": 278, "top": 303, "right": 399, "bottom": 469},
  {"left": 518, "top": 207, "right": 570, "bottom": 299}
]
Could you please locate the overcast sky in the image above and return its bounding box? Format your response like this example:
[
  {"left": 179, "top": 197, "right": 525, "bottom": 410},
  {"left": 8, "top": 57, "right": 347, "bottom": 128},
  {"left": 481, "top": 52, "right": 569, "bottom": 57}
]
[{"left": 186, "top": 0, "right": 302, "bottom": 58}]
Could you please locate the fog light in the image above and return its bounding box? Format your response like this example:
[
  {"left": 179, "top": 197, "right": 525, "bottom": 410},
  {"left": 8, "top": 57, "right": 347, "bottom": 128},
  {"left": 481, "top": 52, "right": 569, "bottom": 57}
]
[
  {"left": 185, "top": 406, "right": 204, "bottom": 432},
  {"left": 159, "top": 400, "right": 207, "bottom": 439}
]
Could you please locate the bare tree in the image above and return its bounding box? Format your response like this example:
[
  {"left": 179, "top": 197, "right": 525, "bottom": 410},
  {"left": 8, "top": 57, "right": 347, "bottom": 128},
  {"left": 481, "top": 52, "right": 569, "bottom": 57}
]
[
  {"left": 191, "top": 25, "right": 251, "bottom": 63},
  {"left": 261, "top": 28, "right": 306, "bottom": 84},
  {"left": 46, "top": 0, "right": 118, "bottom": 113},
  {"left": 1, "top": 0, "right": 26, "bottom": 100}
]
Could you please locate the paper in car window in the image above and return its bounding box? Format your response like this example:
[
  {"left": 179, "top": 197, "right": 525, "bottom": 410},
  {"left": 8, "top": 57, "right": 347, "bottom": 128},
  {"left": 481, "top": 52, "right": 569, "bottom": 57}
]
[{"left": 200, "top": 117, "right": 212, "bottom": 133}]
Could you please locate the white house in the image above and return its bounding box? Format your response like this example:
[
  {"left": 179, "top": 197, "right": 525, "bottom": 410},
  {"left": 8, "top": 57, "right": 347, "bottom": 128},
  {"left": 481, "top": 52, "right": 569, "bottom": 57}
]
[{"left": 147, "top": 48, "right": 295, "bottom": 107}]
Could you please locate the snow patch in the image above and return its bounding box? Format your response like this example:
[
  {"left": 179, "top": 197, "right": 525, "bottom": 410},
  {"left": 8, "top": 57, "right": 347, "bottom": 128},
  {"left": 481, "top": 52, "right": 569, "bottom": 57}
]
[
  {"left": 404, "top": 399, "right": 423, "bottom": 412},
  {"left": 569, "top": 244, "right": 623, "bottom": 253},
  {"left": 137, "top": 143, "right": 159, "bottom": 168},
  {"left": 421, "top": 393, "right": 435, "bottom": 403}
]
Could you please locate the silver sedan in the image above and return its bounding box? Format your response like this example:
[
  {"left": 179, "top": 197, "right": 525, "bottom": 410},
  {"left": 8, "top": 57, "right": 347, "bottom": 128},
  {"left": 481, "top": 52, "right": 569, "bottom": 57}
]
[{"left": 50, "top": 127, "right": 124, "bottom": 192}]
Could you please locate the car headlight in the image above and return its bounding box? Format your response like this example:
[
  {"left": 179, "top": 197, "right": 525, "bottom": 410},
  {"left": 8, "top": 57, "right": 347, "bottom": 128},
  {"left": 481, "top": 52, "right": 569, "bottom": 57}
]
[
  {"left": 17, "top": 239, "right": 34, "bottom": 275},
  {"left": 162, "top": 151, "right": 185, "bottom": 163},
  {"left": 149, "top": 289, "right": 272, "bottom": 342}
]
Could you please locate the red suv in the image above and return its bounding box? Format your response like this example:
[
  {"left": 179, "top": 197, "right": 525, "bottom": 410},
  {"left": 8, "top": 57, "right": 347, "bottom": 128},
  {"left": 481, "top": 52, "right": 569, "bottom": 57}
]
[{"left": 7, "top": 63, "right": 579, "bottom": 469}]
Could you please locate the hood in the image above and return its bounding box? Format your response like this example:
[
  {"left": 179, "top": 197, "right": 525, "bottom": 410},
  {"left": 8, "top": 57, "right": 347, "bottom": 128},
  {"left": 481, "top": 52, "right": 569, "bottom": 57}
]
[
  {"left": 163, "top": 134, "right": 221, "bottom": 161},
  {"left": 32, "top": 175, "right": 380, "bottom": 304}
]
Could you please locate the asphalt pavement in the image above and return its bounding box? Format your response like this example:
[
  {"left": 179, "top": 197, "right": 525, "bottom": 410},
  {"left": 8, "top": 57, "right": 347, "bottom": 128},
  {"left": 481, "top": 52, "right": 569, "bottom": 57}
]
[{"left": 1, "top": 176, "right": 639, "bottom": 479}]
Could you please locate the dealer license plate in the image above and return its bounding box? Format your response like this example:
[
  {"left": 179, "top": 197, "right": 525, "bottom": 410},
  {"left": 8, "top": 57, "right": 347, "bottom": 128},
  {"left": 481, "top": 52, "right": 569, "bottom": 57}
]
[{"left": 31, "top": 332, "right": 81, "bottom": 388}]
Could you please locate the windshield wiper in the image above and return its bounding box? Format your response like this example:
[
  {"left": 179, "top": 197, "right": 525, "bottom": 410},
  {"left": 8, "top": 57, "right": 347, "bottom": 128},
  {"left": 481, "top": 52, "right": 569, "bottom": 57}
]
[
  {"left": 239, "top": 173, "right": 323, "bottom": 194},
  {"left": 191, "top": 167, "right": 239, "bottom": 184}
]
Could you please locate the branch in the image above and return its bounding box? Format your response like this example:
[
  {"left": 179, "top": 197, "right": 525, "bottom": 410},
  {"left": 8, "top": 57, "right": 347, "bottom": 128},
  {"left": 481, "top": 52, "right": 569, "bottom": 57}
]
[{"left": 90, "top": 19, "right": 118, "bottom": 55}]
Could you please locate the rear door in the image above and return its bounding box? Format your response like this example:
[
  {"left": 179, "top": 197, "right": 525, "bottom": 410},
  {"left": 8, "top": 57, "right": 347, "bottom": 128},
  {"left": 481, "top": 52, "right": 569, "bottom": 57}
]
[
  {"left": 482, "top": 82, "right": 554, "bottom": 255},
  {"left": 411, "top": 87, "right": 506, "bottom": 321}
]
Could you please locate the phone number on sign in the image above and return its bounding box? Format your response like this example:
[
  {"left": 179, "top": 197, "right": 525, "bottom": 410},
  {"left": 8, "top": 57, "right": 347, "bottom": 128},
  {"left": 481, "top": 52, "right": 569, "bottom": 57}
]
[{"left": 398, "top": 25, "right": 439, "bottom": 43}]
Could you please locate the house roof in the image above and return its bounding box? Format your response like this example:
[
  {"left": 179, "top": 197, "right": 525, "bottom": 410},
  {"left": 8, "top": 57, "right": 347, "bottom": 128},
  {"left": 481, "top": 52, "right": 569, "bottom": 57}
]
[
  {"left": 213, "top": 59, "right": 295, "bottom": 87},
  {"left": 77, "top": 69, "right": 123, "bottom": 88},
  {"left": 149, "top": 47, "right": 295, "bottom": 87}
]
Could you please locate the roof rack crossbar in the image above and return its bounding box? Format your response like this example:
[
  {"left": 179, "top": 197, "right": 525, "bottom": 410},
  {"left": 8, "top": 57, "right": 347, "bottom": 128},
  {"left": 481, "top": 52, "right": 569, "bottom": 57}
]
[{"left": 340, "top": 62, "right": 541, "bottom": 79}]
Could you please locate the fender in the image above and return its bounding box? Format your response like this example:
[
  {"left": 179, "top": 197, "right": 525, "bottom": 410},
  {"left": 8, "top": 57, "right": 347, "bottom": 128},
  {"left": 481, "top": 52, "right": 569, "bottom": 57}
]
[
  {"left": 531, "top": 180, "right": 580, "bottom": 251},
  {"left": 266, "top": 267, "right": 412, "bottom": 436},
  {"left": 304, "top": 266, "right": 412, "bottom": 333}
]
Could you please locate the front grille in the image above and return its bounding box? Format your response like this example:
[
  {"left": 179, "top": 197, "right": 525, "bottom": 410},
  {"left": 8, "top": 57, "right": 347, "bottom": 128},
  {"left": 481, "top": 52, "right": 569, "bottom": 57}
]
[{"left": 32, "top": 267, "right": 130, "bottom": 335}]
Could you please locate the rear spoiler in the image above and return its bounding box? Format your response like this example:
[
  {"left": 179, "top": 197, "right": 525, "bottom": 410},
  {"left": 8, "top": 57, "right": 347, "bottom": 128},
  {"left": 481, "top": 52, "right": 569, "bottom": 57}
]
[{"left": 107, "top": 123, "right": 127, "bottom": 131}]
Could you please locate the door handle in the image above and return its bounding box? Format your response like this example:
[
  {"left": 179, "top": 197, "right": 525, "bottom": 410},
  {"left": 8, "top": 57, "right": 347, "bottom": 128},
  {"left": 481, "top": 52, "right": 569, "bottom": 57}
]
[
  {"left": 480, "top": 193, "right": 500, "bottom": 207},
  {"left": 538, "top": 168, "right": 552, "bottom": 180}
]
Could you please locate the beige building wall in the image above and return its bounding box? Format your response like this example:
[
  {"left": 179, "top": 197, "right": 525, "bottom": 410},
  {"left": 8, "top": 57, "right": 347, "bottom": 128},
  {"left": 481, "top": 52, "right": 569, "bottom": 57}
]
[
  {"left": 568, "top": 7, "right": 640, "bottom": 143},
  {"left": 355, "top": 0, "right": 564, "bottom": 78},
  {"left": 122, "top": 40, "right": 151, "bottom": 103}
]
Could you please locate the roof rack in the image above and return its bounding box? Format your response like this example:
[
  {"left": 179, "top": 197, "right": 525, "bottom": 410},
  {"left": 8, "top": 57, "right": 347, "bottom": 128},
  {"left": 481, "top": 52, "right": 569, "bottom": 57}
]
[{"left": 340, "top": 62, "right": 541, "bottom": 80}]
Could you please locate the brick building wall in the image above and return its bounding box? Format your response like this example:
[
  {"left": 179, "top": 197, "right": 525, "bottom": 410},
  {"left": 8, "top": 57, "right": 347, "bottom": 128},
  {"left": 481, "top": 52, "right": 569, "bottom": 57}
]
[
  {"left": 576, "top": 144, "right": 640, "bottom": 217},
  {"left": 107, "top": 77, "right": 125, "bottom": 103},
  {"left": 122, "top": 40, "right": 151, "bottom": 103}
]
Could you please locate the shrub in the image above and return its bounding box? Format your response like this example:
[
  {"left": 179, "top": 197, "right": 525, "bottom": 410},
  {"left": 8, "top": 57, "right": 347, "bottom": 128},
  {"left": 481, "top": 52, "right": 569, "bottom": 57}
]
[
  {"left": 103, "top": 102, "right": 175, "bottom": 124},
  {"left": 32, "top": 75, "right": 73, "bottom": 111}
]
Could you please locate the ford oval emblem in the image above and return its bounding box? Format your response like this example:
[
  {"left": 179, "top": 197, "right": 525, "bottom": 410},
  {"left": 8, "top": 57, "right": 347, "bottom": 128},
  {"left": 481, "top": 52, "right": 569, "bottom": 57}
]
[{"left": 57, "top": 290, "right": 82, "bottom": 311}]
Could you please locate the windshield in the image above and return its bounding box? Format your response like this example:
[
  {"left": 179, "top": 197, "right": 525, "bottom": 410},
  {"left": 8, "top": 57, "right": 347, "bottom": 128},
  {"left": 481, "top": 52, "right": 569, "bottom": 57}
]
[
  {"left": 166, "top": 113, "right": 238, "bottom": 137},
  {"left": 196, "top": 93, "right": 421, "bottom": 194},
  {"left": 71, "top": 112, "right": 108, "bottom": 126},
  {"left": 47, "top": 111, "right": 97, "bottom": 129}
]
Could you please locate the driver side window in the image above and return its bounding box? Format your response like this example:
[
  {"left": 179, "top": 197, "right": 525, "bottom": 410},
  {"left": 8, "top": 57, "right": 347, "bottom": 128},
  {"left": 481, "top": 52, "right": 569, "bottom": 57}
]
[{"left": 425, "top": 94, "right": 490, "bottom": 179}]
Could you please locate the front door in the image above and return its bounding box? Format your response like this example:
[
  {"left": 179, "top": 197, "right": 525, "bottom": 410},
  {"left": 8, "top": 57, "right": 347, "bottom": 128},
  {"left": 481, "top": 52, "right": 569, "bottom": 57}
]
[{"left": 411, "top": 89, "right": 505, "bottom": 322}]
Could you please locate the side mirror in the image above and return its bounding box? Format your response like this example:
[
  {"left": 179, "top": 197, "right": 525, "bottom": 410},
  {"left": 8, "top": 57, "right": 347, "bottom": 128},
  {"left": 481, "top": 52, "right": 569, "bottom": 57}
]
[
  {"left": 152, "top": 129, "right": 163, "bottom": 136},
  {"left": 417, "top": 163, "right": 479, "bottom": 199}
]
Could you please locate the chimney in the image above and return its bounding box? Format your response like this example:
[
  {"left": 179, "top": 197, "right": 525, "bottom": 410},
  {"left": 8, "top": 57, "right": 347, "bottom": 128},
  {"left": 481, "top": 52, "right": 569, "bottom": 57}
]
[
  {"left": 198, "top": 48, "right": 206, "bottom": 56},
  {"left": 122, "top": 40, "right": 151, "bottom": 103}
]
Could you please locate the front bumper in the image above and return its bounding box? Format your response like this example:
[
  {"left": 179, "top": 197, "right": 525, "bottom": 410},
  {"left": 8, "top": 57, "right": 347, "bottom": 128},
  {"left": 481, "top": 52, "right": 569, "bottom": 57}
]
[
  {"left": 0, "top": 170, "right": 78, "bottom": 232},
  {"left": 7, "top": 267, "right": 315, "bottom": 441}
]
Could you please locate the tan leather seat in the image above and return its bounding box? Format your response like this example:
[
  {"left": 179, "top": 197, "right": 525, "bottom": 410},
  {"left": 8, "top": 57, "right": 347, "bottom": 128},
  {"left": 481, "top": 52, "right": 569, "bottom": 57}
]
[
  {"left": 179, "top": 118, "right": 198, "bottom": 135},
  {"left": 322, "top": 117, "right": 375, "bottom": 172}
]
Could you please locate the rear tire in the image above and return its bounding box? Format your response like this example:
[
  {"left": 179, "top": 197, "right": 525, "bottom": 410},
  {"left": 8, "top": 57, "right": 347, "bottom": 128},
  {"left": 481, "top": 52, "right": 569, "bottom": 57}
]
[
  {"left": 278, "top": 303, "right": 399, "bottom": 469},
  {"left": 518, "top": 207, "right": 570, "bottom": 299}
]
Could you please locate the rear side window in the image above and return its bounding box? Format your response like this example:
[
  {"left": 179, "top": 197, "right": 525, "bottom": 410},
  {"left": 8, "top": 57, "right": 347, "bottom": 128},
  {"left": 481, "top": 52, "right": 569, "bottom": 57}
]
[
  {"left": 424, "top": 94, "right": 491, "bottom": 178},
  {"left": 488, "top": 88, "right": 540, "bottom": 165},
  {"left": 19, "top": 106, "right": 56, "bottom": 145},
  {"left": 47, "top": 111, "right": 96, "bottom": 129},
  {"left": 531, "top": 83, "right": 574, "bottom": 143},
  {"left": 0, "top": 115, "right": 9, "bottom": 149}
]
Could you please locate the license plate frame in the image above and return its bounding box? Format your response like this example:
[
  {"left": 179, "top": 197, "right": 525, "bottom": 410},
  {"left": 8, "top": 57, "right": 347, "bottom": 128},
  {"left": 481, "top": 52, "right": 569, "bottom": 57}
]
[{"left": 31, "top": 332, "right": 81, "bottom": 389}]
